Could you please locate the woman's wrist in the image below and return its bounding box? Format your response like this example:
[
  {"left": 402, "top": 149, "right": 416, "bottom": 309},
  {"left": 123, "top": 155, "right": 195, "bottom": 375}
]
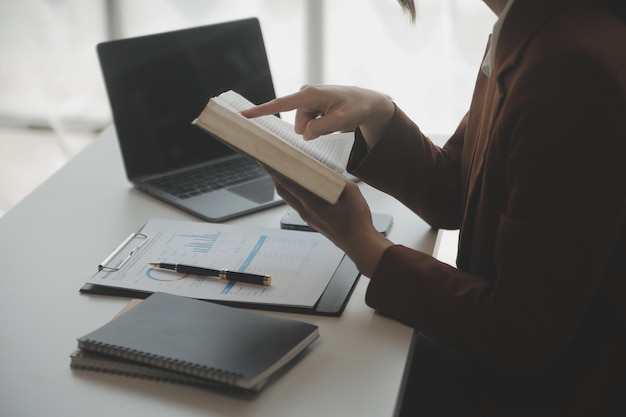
[
  {"left": 345, "top": 231, "right": 393, "bottom": 278},
  {"left": 359, "top": 95, "right": 395, "bottom": 150}
]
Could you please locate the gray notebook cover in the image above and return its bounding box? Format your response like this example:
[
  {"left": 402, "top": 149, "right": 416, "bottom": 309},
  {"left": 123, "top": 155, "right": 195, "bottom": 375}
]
[{"left": 77, "top": 292, "right": 319, "bottom": 390}]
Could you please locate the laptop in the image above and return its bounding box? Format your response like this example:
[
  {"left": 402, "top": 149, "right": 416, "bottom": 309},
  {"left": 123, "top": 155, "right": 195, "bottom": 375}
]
[{"left": 97, "top": 18, "right": 284, "bottom": 222}]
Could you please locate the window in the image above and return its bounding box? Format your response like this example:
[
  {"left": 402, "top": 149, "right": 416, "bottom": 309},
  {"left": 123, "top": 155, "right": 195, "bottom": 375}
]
[{"left": 1, "top": 0, "right": 494, "bottom": 134}]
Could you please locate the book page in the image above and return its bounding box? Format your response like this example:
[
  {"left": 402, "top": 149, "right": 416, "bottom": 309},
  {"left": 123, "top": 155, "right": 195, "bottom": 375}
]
[{"left": 214, "top": 90, "right": 353, "bottom": 172}]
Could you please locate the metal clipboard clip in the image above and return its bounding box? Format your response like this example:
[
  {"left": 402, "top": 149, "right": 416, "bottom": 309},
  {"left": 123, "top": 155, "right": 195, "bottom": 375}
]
[{"left": 98, "top": 232, "right": 148, "bottom": 272}]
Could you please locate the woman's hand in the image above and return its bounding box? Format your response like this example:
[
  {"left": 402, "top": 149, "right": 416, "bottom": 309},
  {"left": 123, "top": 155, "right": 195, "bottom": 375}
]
[
  {"left": 242, "top": 84, "right": 396, "bottom": 275},
  {"left": 267, "top": 168, "right": 393, "bottom": 277},
  {"left": 241, "top": 85, "right": 394, "bottom": 149}
]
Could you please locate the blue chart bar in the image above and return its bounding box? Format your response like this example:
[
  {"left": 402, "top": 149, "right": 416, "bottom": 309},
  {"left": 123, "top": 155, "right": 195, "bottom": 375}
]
[
  {"left": 179, "top": 232, "right": 220, "bottom": 253},
  {"left": 239, "top": 235, "right": 267, "bottom": 271},
  {"left": 221, "top": 235, "right": 267, "bottom": 295}
]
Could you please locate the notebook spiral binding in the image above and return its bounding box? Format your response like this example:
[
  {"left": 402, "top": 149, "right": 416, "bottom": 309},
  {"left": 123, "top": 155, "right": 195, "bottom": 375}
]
[{"left": 78, "top": 340, "right": 242, "bottom": 386}]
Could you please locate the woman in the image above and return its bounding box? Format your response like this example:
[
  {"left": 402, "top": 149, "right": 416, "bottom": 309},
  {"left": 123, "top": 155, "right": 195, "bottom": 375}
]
[{"left": 242, "top": 0, "right": 626, "bottom": 414}]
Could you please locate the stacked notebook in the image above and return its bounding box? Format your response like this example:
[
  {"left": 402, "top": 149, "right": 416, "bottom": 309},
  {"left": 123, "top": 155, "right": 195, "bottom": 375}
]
[{"left": 71, "top": 292, "right": 319, "bottom": 393}]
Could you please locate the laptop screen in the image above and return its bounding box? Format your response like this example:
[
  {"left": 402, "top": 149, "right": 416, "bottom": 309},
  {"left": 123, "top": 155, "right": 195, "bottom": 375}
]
[{"left": 97, "top": 18, "right": 277, "bottom": 180}]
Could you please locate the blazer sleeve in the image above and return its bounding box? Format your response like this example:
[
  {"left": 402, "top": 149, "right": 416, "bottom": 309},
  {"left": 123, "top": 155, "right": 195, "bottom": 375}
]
[
  {"left": 348, "top": 104, "right": 466, "bottom": 230},
  {"left": 362, "top": 49, "right": 626, "bottom": 375}
]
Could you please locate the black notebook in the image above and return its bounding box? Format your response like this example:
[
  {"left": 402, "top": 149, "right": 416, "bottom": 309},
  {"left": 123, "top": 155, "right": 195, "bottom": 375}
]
[
  {"left": 71, "top": 299, "right": 236, "bottom": 392},
  {"left": 75, "top": 292, "right": 319, "bottom": 391}
]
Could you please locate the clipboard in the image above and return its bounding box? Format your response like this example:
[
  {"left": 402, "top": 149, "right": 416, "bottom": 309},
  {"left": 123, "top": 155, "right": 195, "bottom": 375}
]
[{"left": 79, "top": 219, "right": 360, "bottom": 317}]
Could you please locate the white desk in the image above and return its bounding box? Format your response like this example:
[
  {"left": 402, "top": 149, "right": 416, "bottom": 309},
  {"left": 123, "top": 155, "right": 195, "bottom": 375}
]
[{"left": 0, "top": 127, "right": 439, "bottom": 417}]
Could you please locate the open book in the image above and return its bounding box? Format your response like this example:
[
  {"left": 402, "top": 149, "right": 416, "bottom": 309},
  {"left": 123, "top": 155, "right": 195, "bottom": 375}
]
[{"left": 193, "top": 90, "right": 353, "bottom": 204}]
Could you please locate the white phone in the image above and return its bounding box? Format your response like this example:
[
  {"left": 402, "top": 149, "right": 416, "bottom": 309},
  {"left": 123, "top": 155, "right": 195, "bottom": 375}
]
[{"left": 280, "top": 208, "right": 393, "bottom": 236}]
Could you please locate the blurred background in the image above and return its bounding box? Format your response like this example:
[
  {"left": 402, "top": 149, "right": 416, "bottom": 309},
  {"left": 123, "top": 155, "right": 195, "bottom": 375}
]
[{"left": 0, "top": 0, "right": 495, "bottom": 217}]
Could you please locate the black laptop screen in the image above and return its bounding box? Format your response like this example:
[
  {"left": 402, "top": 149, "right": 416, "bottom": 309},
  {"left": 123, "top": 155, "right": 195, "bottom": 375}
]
[{"left": 97, "top": 18, "right": 277, "bottom": 180}]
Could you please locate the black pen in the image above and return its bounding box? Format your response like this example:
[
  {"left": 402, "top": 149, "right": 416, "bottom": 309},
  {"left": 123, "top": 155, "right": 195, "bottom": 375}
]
[{"left": 148, "top": 262, "right": 271, "bottom": 286}]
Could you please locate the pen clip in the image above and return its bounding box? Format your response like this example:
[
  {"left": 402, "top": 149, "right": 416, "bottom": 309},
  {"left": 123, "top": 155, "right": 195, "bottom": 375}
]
[{"left": 99, "top": 232, "right": 148, "bottom": 272}]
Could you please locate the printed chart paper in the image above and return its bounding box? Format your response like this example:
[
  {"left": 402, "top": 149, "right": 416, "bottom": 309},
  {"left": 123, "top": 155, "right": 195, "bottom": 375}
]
[{"left": 89, "top": 219, "right": 344, "bottom": 307}]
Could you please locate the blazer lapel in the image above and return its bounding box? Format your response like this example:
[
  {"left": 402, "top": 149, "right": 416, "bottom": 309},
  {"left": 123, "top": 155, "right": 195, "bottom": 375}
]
[
  {"left": 458, "top": 0, "right": 569, "bottom": 270},
  {"left": 493, "top": 0, "right": 569, "bottom": 95}
]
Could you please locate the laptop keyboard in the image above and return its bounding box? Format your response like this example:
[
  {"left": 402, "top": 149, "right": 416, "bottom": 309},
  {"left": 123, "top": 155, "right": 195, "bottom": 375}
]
[{"left": 148, "top": 159, "right": 266, "bottom": 200}]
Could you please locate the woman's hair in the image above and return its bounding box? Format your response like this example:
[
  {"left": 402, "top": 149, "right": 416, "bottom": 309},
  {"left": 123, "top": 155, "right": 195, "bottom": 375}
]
[{"left": 397, "top": 0, "right": 417, "bottom": 23}]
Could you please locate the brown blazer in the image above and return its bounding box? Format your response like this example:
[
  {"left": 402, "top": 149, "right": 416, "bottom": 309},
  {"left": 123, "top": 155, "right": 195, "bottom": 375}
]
[{"left": 349, "top": 0, "right": 626, "bottom": 414}]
